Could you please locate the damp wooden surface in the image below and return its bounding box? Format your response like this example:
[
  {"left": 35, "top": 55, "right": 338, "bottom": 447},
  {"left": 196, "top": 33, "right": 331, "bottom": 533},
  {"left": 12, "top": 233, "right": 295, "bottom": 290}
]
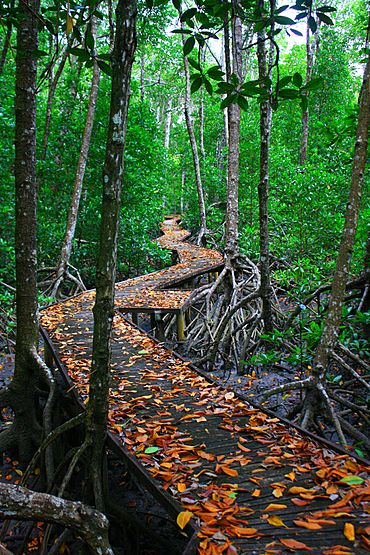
[{"left": 40, "top": 216, "right": 370, "bottom": 555}]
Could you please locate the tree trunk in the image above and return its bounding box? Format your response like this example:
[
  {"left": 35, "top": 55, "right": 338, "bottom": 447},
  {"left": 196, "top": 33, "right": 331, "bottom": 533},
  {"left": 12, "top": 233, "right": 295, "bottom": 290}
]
[
  {"left": 225, "top": 6, "right": 242, "bottom": 258},
  {"left": 0, "top": 0, "right": 41, "bottom": 461},
  {"left": 0, "top": 483, "right": 113, "bottom": 555},
  {"left": 299, "top": 18, "right": 319, "bottom": 166},
  {"left": 86, "top": 0, "right": 137, "bottom": 511},
  {"left": 41, "top": 47, "right": 69, "bottom": 162},
  {"left": 182, "top": 24, "right": 207, "bottom": 243},
  {"left": 314, "top": 35, "right": 370, "bottom": 371},
  {"left": 140, "top": 52, "right": 145, "bottom": 102},
  {"left": 257, "top": 1, "right": 274, "bottom": 332},
  {"left": 51, "top": 20, "right": 100, "bottom": 299},
  {"left": 199, "top": 46, "right": 206, "bottom": 161},
  {"left": 164, "top": 97, "right": 172, "bottom": 149}
]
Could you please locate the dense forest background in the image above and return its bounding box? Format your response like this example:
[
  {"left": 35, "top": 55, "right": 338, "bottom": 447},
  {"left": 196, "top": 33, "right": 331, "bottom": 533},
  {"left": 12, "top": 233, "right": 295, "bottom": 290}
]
[{"left": 0, "top": 0, "right": 368, "bottom": 303}]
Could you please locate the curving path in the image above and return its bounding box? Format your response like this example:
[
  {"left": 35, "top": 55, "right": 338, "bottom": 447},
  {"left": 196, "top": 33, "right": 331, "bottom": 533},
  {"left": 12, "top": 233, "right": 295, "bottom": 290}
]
[{"left": 40, "top": 216, "right": 370, "bottom": 555}]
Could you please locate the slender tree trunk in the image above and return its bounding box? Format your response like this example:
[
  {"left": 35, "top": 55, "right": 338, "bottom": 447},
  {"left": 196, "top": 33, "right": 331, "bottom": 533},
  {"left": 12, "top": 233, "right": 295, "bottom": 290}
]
[
  {"left": 86, "top": 0, "right": 137, "bottom": 511},
  {"left": 182, "top": 24, "right": 207, "bottom": 242},
  {"left": 51, "top": 21, "right": 100, "bottom": 299},
  {"left": 140, "top": 52, "right": 145, "bottom": 102},
  {"left": 299, "top": 18, "right": 319, "bottom": 166},
  {"left": 41, "top": 48, "right": 69, "bottom": 161},
  {"left": 0, "top": 0, "right": 41, "bottom": 461},
  {"left": 164, "top": 97, "right": 172, "bottom": 149},
  {"left": 257, "top": 0, "right": 274, "bottom": 332},
  {"left": 225, "top": 5, "right": 242, "bottom": 257},
  {"left": 0, "top": 2, "right": 13, "bottom": 77},
  {"left": 199, "top": 46, "right": 206, "bottom": 161},
  {"left": 362, "top": 231, "right": 370, "bottom": 339},
  {"left": 217, "top": 29, "right": 228, "bottom": 172},
  {"left": 314, "top": 36, "right": 370, "bottom": 371}
]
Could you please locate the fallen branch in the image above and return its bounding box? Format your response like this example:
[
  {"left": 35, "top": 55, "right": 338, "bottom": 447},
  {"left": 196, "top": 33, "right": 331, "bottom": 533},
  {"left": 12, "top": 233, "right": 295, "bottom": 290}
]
[{"left": 0, "top": 483, "right": 113, "bottom": 555}]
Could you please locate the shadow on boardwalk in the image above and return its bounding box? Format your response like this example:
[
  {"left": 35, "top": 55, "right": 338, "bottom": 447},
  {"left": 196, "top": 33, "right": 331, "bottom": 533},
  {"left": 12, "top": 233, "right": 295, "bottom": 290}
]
[{"left": 40, "top": 216, "right": 370, "bottom": 554}]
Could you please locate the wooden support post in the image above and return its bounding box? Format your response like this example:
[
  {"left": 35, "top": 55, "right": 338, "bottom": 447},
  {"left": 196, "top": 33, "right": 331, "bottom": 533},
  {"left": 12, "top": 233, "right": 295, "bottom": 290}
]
[
  {"left": 185, "top": 307, "right": 191, "bottom": 327},
  {"left": 177, "top": 312, "right": 186, "bottom": 343},
  {"left": 208, "top": 272, "right": 212, "bottom": 284},
  {"left": 214, "top": 271, "right": 219, "bottom": 280},
  {"left": 131, "top": 312, "right": 138, "bottom": 326},
  {"left": 154, "top": 311, "right": 165, "bottom": 342},
  {"left": 150, "top": 313, "right": 156, "bottom": 333},
  {"left": 44, "top": 340, "right": 54, "bottom": 368}
]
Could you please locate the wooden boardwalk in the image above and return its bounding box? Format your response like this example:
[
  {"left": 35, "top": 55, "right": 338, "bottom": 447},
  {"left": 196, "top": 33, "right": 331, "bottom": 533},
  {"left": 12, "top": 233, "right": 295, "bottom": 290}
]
[{"left": 40, "top": 217, "right": 370, "bottom": 554}]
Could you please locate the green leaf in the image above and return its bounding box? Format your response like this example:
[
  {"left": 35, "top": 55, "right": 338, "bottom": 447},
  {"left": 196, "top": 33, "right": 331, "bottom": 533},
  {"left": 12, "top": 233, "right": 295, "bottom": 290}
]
[
  {"left": 291, "top": 28, "right": 303, "bottom": 36},
  {"left": 316, "top": 6, "right": 336, "bottom": 13},
  {"left": 295, "top": 11, "right": 308, "bottom": 21},
  {"left": 339, "top": 476, "right": 365, "bottom": 485},
  {"left": 293, "top": 72, "right": 303, "bottom": 87},
  {"left": 190, "top": 76, "right": 202, "bottom": 94},
  {"left": 188, "top": 57, "right": 201, "bottom": 71},
  {"left": 237, "top": 95, "right": 249, "bottom": 111},
  {"left": 97, "top": 60, "right": 112, "bottom": 77},
  {"left": 255, "top": 20, "right": 268, "bottom": 32},
  {"left": 30, "top": 49, "right": 48, "bottom": 57},
  {"left": 278, "top": 88, "right": 300, "bottom": 99},
  {"left": 275, "top": 4, "right": 290, "bottom": 14},
  {"left": 183, "top": 36, "right": 195, "bottom": 57},
  {"left": 317, "top": 12, "right": 334, "bottom": 25},
  {"left": 216, "top": 81, "right": 234, "bottom": 94},
  {"left": 275, "top": 15, "right": 295, "bottom": 25},
  {"left": 207, "top": 65, "right": 224, "bottom": 79},
  {"left": 304, "top": 77, "right": 324, "bottom": 91},
  {"left": 144, "top": 446, "right": 159, "bottom": 454},
  {"left": 172, "top": 29, "right": 192, "bottom": 35},
  {"left": 145, "top": 0, "right": 153, "bottom": 8},
  {"left": 220, "top": 93, "right": 237, "bottom": 109},
  {"left": 138, "top": 350, "right": 149, "bottom": 355},
  {"left": 308, "top": 15, "right": 317, "bottom": 33},
  {"left": 203, "top": 76, "right": 213, "bottom": 95},
  {"left": 85, "top": 29, "right": 95, "bottom": 51},
  {"left": 172, "top": 0, "right": 181, "bottom": 10},
  {"left": 300, "top": 95, "right": 308, "bottom": 111},
  {"left": 279, "top": 75, "right": 292, "bottom": 88},
  {"left": 181, "top": 7, "right": 197, "bottom": 22},
  {"left": 68, "top": 47, "right": 90, "bottom": 62}
]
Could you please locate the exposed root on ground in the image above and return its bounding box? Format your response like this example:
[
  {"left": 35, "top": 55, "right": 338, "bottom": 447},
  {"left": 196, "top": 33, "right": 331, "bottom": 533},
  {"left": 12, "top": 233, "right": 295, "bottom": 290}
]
[
  {"left": 38, "top": 263, "right": 86, "bottom": 300},
  {"left": 172, "top": 254, "right": 263, "bottom": 371},
  {"left": 259, "top": 353, "right": 370, "bottom": 451}
]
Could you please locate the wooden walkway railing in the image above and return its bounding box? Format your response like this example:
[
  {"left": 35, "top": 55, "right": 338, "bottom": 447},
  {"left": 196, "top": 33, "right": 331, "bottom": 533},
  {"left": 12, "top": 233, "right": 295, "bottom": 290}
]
[{"left": 40, "top": 216, "right": 370, "bottom": 554}]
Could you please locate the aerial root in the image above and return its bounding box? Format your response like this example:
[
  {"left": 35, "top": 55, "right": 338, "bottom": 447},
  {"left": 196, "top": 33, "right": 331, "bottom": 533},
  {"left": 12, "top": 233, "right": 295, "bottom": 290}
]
[
  {"left": 176, "top": 255, "right": 263, "bottom": 369},
  {"left": 38, "top": 262, "right": 86, "bottom": 299},
  {"left": 259, "top": 366, "right": 369, "bottom": 448},
  {"left": 21, "top": 413, "right": 85, "bottom": 487}
]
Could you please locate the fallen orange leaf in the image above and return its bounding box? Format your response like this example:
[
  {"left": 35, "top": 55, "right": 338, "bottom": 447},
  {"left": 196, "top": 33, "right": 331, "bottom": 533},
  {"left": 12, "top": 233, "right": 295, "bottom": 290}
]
[
  {"left": 177, "top": 511, "right": 193, "bottom": 529},
  {"left": 280, "top": 538, "right": 312, "bottom": 551},
  {"left": 272, "top": 488, "right": 283, "bottom": 498},
  {"left": 267, "top": 516, "right": 286, "bottom": 527},
  {"left": 343, "top": 522, "right": 355, "bottom": 542},
  {"left": 293, "top": 520, "right": 322, "bottom": 530},
  {"left": 264, "top": 503, "right": 287, "bottom": 511}
]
